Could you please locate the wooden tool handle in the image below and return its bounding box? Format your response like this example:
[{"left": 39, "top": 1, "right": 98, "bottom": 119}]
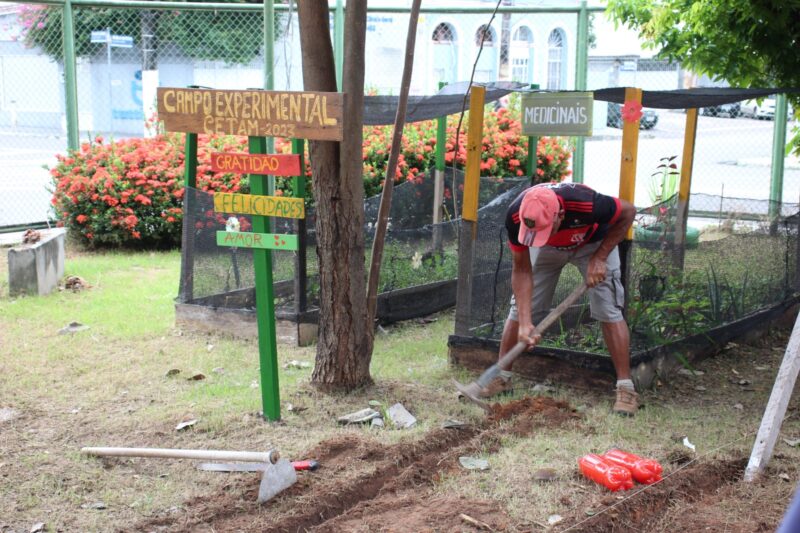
[
  {"left": 81, "top": 447, "right": 279, "bottom": 464},
  {"left": 496, "top": 283, "right": 589, "bottom": 370}
]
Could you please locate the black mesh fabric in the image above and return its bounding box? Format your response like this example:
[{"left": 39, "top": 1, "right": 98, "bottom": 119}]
[{"left": 460, "top": 189, "right": 798, "bottom": 354}]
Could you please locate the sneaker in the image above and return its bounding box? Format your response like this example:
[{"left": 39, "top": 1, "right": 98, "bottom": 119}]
[
  {"left": 613, "top": 387, "right": 639, "bottom": 417},
  {"left": 478, "top": 376, "right": 514, "bottom": 399},
  {"left": 612, "top": 387, "right": 639, "bottom": 416}
]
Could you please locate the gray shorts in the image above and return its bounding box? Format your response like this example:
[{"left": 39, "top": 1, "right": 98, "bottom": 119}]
[{"left": 508, "top": 241, "right": 625, "bottom": 324}]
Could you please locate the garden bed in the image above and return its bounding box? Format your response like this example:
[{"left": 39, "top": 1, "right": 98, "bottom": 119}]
[
  {"left": 448, "top": 295, "right": 800, "bottom": 390},
  {"left": 175, "top": 278, "right": 458, "bottom": 345}
]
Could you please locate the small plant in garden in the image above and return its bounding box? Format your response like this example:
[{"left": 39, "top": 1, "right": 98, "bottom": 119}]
[
  {"left": 636, "top": 155, "right": 681, "bottom": 249},
  {"left": 649, "top": 155, "right": 679, "bottom": 205}
]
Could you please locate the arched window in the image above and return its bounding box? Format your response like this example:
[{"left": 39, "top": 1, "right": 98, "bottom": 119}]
[
  {"left": 547, "top": 29, "right": 566, "bottom": 90},
  {"left": 432, "top": 22, "right": 456, "bottom": 44},
  {"left": 474, "top": 24, "right": 496, "bottom": 46},
  {"left": 432, "top": 22, "right": 458, "bottom": 86},
  {"left": 512, "top": 26, "right": 533, "bottom": 46},
  {"left": 511, "top": 26, "right": 534, "bottom": 83}
]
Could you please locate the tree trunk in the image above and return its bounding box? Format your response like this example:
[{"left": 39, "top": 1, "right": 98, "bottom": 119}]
[{"left": 298, "top": 1, "right": 372, "bottom": 391}]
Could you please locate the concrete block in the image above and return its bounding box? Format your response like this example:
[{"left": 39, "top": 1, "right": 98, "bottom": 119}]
[{"left": 7, "top": 228, "right": 66, "bottom": 297}]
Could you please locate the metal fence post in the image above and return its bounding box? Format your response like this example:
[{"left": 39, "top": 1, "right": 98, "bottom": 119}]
[
  {"left": 335, "top": 0, "right": 344, "bottom": 91},
  {"left": 572, "top": 0, "right": 589, "bottom": 184},
  {"left": 769, "top": 93, "right": 789, "bottom": 231},
  {"left": 61, "top": 0, "right": 79, "bottom": 151}
]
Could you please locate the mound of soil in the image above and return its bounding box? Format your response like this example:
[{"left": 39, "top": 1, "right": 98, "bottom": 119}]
[{"left": 132, "top": 395, "right": 578, "bottom": 532}]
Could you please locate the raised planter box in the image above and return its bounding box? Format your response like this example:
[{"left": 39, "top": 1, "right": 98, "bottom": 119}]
[
  {"left": 448, "top": 295, "right": 800, "bottom": 391},
  {"left": 174, "top": 277, "right": 459, "bottom": 346},
  {"left": 7, "top": 228, "right": 66, "bottom": 297}
]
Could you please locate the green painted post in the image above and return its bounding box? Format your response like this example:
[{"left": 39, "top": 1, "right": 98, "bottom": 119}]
[
  {"left": 433, "top": 82, "right": 447, "bottom": 250},
  {"left": 572, "top": 0, "right": 589, "bottom": 184},
  {"left": 178, "top": 131, "right": 198, "bottom": 302},
  {"left": 62, "top": 0, "right": 79, "bottom": 151},
  {"left": 249, "top": 135, "right": 280, "bottom": 421},
  {"left": 183, "top": 134, "right": 198, "bottom": 189},
  {"left": 335, "top": 0, "right": 344, "bottom": 91},
  {"left": 436, "top": 82, "right": 447, "bottom": 172},
  {"left": 526, "top": 84, "right": 539, "bottom": 181},
  {"left": 769, "top": 93, "right": 789, "bottom": 223},
  {"left": 291, "top": 138, "right": 307, "bottom": 313}
]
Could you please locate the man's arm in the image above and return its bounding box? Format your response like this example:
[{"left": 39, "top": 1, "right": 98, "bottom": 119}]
[
  {"left": 511, "top": 248, "right": 541, "bottom": 346},
  {"left": 587, "top": 198, "right": 636, "bottom": 287}
]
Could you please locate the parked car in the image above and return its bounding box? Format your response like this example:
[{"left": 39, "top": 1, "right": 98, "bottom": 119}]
[
  {"left": 741, "top": 97, "right": 776, "bottom": 119},
  {"left": 740, "top": 97, "right": 794, "bottom": 120},
  {"left": 606, "top": 102, "right": 659, "bottom": 130},
  {"left": 700, "top": 102, "right": 741, "bottom": 118}
]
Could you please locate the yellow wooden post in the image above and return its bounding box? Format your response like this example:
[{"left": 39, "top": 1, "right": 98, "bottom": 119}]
[
  {"left": 618, "top": 87, "right": 642, "bottom": 240},
  {"left": 462, "top": 85, "right": 486, "bottom": 222},
  {"left": 454, "top": 85, "right": 486, "bottom": 336},
  {"left": 672, "top": 108, "right": 699, "bottom": 270}
]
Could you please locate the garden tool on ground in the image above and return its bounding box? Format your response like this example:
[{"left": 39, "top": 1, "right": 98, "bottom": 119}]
[
  {"left": 198, "top": 459, "right": 320, "bottom": 472},
  {"left": 454, "top": 283, "right": 589, "bottom": 413},
  {"left": 81, "top": 446, "right": 296, "bottom": 503}
]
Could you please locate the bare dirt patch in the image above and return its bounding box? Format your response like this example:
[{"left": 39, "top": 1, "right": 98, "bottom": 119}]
[{"left": 132, "top": 396, "right": 576, "bottom": 532}]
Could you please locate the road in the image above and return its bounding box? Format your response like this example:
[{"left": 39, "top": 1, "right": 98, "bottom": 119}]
[
  {"left": 584, "top": 110, "right": 800, "bottom": 216},
  {"left": 0, "top": 131, "right": 66, "bottom": 227}
]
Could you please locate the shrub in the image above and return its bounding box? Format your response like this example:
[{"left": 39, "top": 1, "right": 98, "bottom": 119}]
[
  {"left": 52, "top": 105, "right": 572, "bottom": 247},
  {"left": 331, "top": 107, "right": 572, "bottom": 198},
  {"left": 50, "top": 133, "right": 251, "bottom": 248}
]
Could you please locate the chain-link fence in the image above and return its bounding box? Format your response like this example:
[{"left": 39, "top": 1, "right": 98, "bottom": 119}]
[{"left": 2, "top": 1, "right": 797, "bottom": 266}]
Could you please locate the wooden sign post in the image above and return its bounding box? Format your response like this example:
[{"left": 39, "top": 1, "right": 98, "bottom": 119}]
[
  {"left": 211, "top": 145, "right": 303, "bottom": 422},
  {"left": 159, "top": 86, "right": 343, "bottom": 422}
]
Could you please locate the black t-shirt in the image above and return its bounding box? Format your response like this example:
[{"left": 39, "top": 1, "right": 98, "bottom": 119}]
[{"left": 505, "top": 183, "right": 622, "bottom": 252}]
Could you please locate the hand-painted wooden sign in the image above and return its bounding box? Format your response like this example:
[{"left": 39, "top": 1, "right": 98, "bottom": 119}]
[
  {"left": 157, "top": 87, "right": 343, "bottom": 141},
  {"left": 211, "top": 152, "right": 301, "bottom": 177},
  {"left": 520, "top": 91, "right": 594, "bottom": 136},
  {"left": 214, "top": 192, "right": 305, "bottom": 220},
  {"left": 216, "top": 230, "right": 298, "bottom": 251}
]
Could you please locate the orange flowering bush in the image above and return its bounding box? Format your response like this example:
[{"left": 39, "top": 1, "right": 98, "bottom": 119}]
[
  {"left": 50, "top": 133, "right": 252, "bottom": 247},
  {"left": 52, "top": 106, "right": 570, "bottom": 247},
  {"left": 353, "top": 107, "right": 571, "bottom": 198}
]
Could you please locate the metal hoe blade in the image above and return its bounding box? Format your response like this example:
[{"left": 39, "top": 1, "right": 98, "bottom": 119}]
[
  {"left": 258, "top": 458, "right": 297, "bottom": 504},
  {"left": 453, "top": 379, "right": 491, "bottom": 413}
]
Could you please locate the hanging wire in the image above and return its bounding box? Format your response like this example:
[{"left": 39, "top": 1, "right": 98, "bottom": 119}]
[{"left": 450, "top": 0, "right": 504, "bottom": 231}]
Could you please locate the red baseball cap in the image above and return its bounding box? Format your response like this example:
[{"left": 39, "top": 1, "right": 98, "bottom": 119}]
[{"left": 518, "top": 186, "right": 560, "bottom": 247}]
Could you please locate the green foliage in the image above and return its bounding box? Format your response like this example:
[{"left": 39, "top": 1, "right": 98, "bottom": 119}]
[
  {"left": 49, "top": 133, "right": 249, "bottom": 248},
  {"left": 628, "top": 273, "right": 712, "bottom": 346},
  {"left": 17, "top": 2, "right": 280, "bottom": 64},
  {"left": 607, "top": 0, "right": 800, "bottom": 155},
  {"left": 379, "top": 245, "right": 458, "bottom": 292},
  {"left": 606, "top": 0, "right": 800, "bottom": 89},
  {"left": 648, "top": 155, "right": 679, "bottom": 205}
]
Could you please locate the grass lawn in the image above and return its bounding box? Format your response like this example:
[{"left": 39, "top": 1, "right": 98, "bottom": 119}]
[{"left": 1, "top": 244, "right": 800, "bottom": 532}]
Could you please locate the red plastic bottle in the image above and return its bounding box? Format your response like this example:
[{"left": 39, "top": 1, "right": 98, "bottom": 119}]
[
  {"left": 603, "top": 449, "right": 663, "bottom": 485},
  {"left": 578, "top": 453, "right": 634, "bottom": 491}
]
